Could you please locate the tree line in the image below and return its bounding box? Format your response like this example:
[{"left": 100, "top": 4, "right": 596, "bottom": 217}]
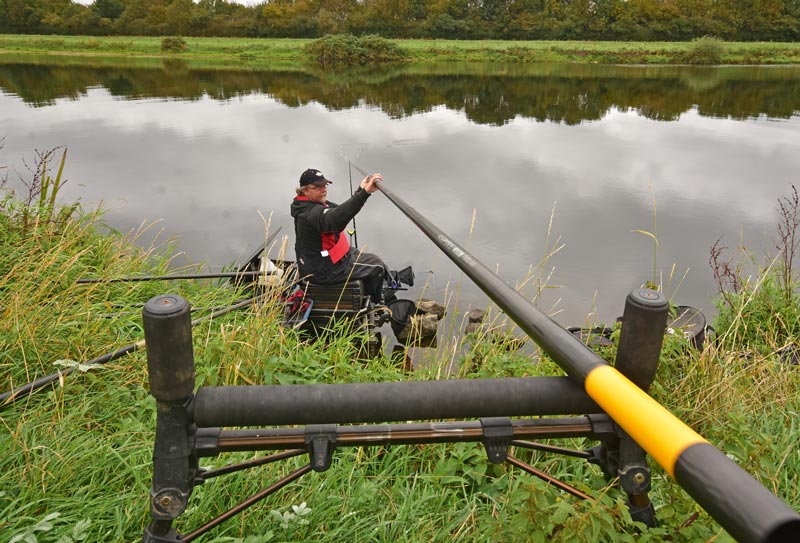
[
  {"left": 1, "top": 0, "right": 799, "bottom": 41},
  {"left": 2, "top": 60, "right": 798, "bottom": 122}
]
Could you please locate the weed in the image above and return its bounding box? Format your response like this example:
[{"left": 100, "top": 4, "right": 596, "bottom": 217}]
[
  {"left": 632, "top": 185, "right": 660, "bottom": 288},
  {"left": 775, "top": 184, "right": 799, "bottom": 302},
  {"left": 685, "top": 36, "right": 724, "bottom": 65},
  {"left": 5, "top": 147, "right": 77, "bottom": 231},
  {"left": 708, "top": 185, "right": 800, "bottom": 355},
  {"left": 79, "top": 39, "right": 101, "bottom": 50},
  {"left": 304, "top": 34, "right": 407, "bottom": 67},
  {"left": 161, "top": 37, "right": 188, "bottom": 54},
  {"left": 709, "top": 237, "right": 742, "bottom": 310}
]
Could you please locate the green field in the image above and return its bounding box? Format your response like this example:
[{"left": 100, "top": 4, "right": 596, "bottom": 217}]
[{"left": 1, "top": 33, "right": 800, "bottom": 66}]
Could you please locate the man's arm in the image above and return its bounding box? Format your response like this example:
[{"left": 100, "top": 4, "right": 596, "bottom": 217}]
[
  {"left": 313, "top": 188, "right": 370, "bottom": 232},
  {"left": 315, "top": 174, "right": 382, "bottom": 232}
]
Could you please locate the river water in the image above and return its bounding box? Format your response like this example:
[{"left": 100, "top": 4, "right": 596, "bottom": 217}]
[{"left": 2, "top": 58, "right": 799, "bottom": 328}]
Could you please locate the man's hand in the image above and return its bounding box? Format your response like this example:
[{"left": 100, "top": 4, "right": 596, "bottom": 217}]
[{"left": 360, "top": 173, "right": 382, "bottom": 193}]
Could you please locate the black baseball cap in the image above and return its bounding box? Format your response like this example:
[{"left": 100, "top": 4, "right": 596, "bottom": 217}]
[{"left": 299, "top": 168, "right": 332, "bottom": 187}]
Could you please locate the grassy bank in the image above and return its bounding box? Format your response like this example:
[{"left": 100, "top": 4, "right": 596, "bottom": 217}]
[
  {"left": 1, "top": 150, "right": 799, "bottom": 542},
  {"left": 1, "top": 33, "right": 800, "bottom": 66}
]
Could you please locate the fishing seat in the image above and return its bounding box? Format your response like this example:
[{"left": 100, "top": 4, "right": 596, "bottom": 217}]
[
  {"left": 301, "top": 280, "right": 369, "bottom": 314},
  {"left": 296, "top": 279, "right": 382, "bottom": 356}
]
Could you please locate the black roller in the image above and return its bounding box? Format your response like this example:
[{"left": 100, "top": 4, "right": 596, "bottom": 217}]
[
  {"left": 193, "top": 377, "right": 600, "bottom": 427},
  {"left": 614, "top": 288, "right": 669, "bottom": 391},
  {"left": 143, "top": 295, "right": 195, "bottom": 402}
]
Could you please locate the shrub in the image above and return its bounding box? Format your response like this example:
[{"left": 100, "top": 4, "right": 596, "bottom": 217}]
[
  {"left": 80, "top": 39, "right": 101, "bottom": 50},
  {"left": 160, "top": 36, "right": 187, "bottom": 54},
  {"left": 685, "top": 36, "right": 724, "bottom": 65},
  {"left": 304, "top": 34, "right": 407, "bottom": 67}
]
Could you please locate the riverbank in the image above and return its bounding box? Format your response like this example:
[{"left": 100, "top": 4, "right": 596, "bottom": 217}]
[
  {"left": 2, "top": 34, "right": 800, "bottom": 66},
  {"left": 2, "top": 151, "right": 799, "bottom": 541}
]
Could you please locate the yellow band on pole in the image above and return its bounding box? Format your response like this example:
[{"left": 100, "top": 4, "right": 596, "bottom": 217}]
[{"left": 584, "top": 365, "right": 706, "bottom": 478}]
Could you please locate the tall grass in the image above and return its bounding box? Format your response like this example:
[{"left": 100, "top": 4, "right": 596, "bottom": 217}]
[{"left": 1, "top": 150, "right": 798, "bottom": 542}]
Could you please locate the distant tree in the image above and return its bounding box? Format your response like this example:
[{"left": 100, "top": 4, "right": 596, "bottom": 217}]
[
  {"left": 114, "top": 0, "right": 151, "bottom": 34},
  {"left": 744, "top": 0, "right": 798, "bottom": 40},
  {"left": 165, "top": 0, "right": 192, "bottom": 35},
  {"left": 789, "top": 0, "right": 800, "bottom": 18},
  {"left": 64, "top": 4, "right": 103, "bottom": 34},
  {"left": 350, "top": 0, "right": 426, "bottom": 37},
  {"left": 312, "top": 0, "right": 357, "bottom": 35},
  {"left": 423, "top": 0, "right": 480, "bottom": 38},
  {"left": 94, "top": 0, "right": 125, "bottom": 20},
  {"left": 258, "top": 0, "right": 317, "bottom": 37},
  {"left": 3, "top": 0, "right": 46, "bottom": 32},
  {"left": 36, "top": 0, "right": 76, "bottom": 33},
  {"left": 0, "top": 0, "right": 796, "bottom": 41}
]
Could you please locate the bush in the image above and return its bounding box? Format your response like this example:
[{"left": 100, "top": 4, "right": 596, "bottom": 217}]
[
  {"left": 685, "top": 36, "right": 724, "bottom": 65},
  {"left": 160, "top": 36, "right": 187, "bottom": 54},
  {"left": 80, "top": 39, "right": 101, "bottom": 50},
  {"left": 304, "top": 34, "right": 407, "bottom": 67}
]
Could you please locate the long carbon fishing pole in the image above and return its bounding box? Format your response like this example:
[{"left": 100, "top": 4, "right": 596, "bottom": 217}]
[
  {"left": 77, "top": 227, "right": 284, "bottom": 284},
  {"left": 76, "top": 270, "right": 273, "bottom": 284},
  {"left": 371, "top": 174, "right": 800, "bottom": 543},
  {"left": 348, "top": 161, "right": 359, "bottom": 248},
  {"left": 0, "top": 293, "right": 268, "bottom": 409}
]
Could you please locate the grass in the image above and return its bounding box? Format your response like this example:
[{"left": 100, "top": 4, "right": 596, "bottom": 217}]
[
  {"left": 1, "top": 34, "right": 800, "bottom": 66},
  {"left": 1, "top": 149, "right": 799, "bottom": 542}
]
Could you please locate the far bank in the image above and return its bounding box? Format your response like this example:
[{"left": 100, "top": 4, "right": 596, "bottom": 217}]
[{"left": 1, "top": 34, "right": 800, "bottom": 67}]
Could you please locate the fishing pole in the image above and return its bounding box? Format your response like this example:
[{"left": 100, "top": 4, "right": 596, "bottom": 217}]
[
  {"left": 77, "top": 227, "right": 285, "bottom": 284},
  {"left": 349, "top": 162, "right": 369, "bottom": 180},
  {"left": 348, "top": 161, "right": 359, "bottom": 248},
  {"left": 2, "top": 266, "right": 314, "bottom": 410},
  {"left": 0, "top": 292, "right": 269, "bottom": 409},
  {"left": 76, "top": 270, "right": 271, "bottom": 284},
  {"left": 372, "top": 176, "right": 800, "bottom": 543}
]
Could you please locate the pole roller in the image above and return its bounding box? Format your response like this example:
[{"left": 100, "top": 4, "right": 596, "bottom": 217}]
[
  {"left": 193, "top": 377, "right": 600, "bottom": 427},
  {"left": 143, "top": 294, "right": 195, "bottom": 402},
  {"left": 614, "top": 288, "right": 669, "bottom": 391}
]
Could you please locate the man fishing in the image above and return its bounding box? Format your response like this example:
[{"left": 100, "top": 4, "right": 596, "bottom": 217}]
[{"left": 290, "top": 168, "right": 389, "bottom": 304}]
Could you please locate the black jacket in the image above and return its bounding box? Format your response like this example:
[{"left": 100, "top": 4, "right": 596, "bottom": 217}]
[{"left": 290, "top": 187, "right": 370, "bottom": 281}]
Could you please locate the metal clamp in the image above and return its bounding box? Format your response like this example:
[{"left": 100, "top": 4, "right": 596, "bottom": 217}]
[
  {"left": 481, "top": 417, "right": 513, "bottom": 464},
  {"left": 142, "top": 527, "right": 181, "bottom": 543},
  {"left": 194, "top": 427, "right": 221, "bottom": 459},
  {"left": 619, "top": 464, "right": 651, "bottom": 494},
  {"left": 619, "top": 436, "right": 651, "bottom": 495},
  {"left": 305, "top": 424, "right": 337, "bottom": 472},
  {"left": 149, "top": 487, "right": 191, "bottom": 520}
]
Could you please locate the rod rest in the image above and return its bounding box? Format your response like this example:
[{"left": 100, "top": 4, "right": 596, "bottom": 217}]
[{"left": 192, "top": 376, "right": 601, "bottom": 428}]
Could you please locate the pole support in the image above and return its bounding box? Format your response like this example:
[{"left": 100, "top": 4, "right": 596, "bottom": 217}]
[
  {"left": 612, "top": 288, "right": 669, "bottom": 527},
  {"left": 142, "top": 295, "right": 196, "bottom": 543}
]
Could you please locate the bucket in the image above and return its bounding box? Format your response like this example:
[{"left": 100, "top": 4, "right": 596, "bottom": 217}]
[
  {"left": 567, "top": 327, "right": 614, "bottom": 348},
  {"left": 388, "top": 299, "right": 438, "bottom": 347},
  {"left": 667, "top": 306, "right": 707, "bottom": 350}
]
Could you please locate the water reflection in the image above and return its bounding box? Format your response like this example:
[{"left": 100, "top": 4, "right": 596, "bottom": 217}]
[
  {"left": 1, "top": 58, "right": 799, "bottom": 328},
  {"left": 1, "top": 57, "right": 799, "bottom": 122}
]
